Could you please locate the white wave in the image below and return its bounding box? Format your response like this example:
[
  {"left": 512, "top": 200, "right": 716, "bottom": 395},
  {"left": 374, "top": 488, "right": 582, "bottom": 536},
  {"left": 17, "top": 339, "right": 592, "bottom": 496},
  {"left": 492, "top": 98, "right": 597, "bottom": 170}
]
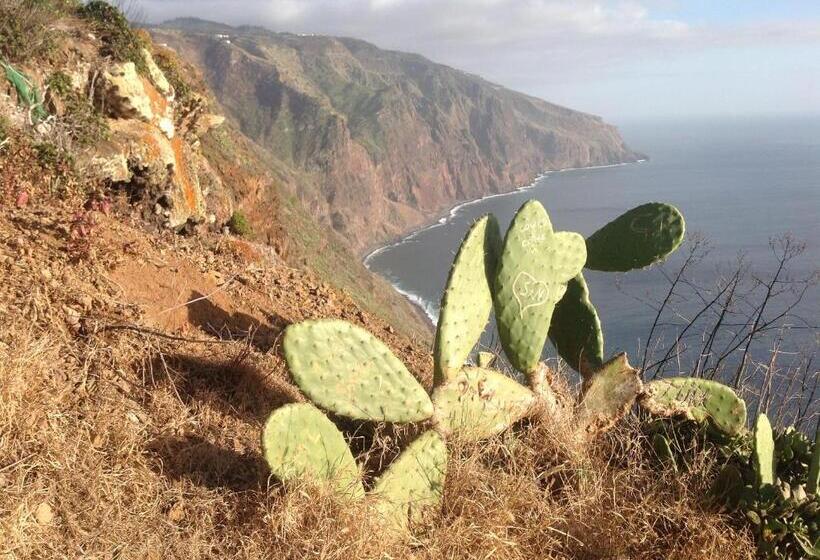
[{"left": 393, "top": 284, "right": 439, "bottom": 325}]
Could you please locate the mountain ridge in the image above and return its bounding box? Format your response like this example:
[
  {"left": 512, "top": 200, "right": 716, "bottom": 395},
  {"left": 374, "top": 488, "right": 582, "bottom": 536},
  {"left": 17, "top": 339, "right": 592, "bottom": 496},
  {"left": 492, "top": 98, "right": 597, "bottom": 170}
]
[{"left": 151, "top": 19, "right": 642, "bottom": 253}]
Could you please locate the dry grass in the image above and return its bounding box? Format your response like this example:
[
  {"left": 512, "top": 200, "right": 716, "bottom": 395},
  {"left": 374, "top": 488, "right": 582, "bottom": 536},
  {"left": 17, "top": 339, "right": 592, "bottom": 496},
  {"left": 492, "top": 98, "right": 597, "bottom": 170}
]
[
  {"left": 0, "top": 326, "right": 754, "bottom": 559},
  {"left": 0, "top": 199, "right": 755, "bottom": 559}
]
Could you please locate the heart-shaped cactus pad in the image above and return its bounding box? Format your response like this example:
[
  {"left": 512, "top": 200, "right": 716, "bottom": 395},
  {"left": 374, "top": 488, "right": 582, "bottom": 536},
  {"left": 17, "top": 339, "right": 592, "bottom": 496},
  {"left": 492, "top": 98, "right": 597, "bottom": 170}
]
[{"left": 493, "top": 200, "right": 587, "bottom": 374}]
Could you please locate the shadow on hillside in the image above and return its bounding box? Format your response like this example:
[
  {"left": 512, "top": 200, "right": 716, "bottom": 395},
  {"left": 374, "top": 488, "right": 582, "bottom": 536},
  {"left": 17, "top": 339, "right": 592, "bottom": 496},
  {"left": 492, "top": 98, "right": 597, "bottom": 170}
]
[
  {"left": 147, "top": 435, "right": 270, "bottom": 493},
  {"left": 186, "top": 290, "right": 285, "bottom": 352},
  {"left": 146, "top": 352, "right": 300, "bottom": 423}
]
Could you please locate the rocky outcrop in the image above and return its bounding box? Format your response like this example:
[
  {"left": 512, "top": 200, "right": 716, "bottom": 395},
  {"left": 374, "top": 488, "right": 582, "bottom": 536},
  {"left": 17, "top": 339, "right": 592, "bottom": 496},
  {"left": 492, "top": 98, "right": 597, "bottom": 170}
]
[
  {"left": 153, "top": 21, "right": 641, "bottom": 253},
  {"left": 87, "top": 49, "right": 225, "bottom": 229}
]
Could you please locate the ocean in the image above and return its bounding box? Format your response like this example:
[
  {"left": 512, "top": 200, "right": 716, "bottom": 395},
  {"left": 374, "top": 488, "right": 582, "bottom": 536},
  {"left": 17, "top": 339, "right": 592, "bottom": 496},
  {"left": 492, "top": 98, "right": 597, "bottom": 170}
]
[{"left": 365, "top": 115, "right": 819, "bottom": 382}]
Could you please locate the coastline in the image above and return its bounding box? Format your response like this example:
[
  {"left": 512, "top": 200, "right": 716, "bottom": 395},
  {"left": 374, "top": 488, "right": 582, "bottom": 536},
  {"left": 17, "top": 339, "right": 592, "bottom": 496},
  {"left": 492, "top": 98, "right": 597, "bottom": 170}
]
[{"left": 363, "top": 159, "right": 645, "bottom": 325}]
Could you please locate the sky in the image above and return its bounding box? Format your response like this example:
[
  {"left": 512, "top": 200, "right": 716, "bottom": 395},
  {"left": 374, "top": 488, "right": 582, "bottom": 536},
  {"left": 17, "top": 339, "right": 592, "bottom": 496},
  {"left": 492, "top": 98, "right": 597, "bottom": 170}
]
[{"left": 139, "top": 0, "right": 820, "bottom": 121}]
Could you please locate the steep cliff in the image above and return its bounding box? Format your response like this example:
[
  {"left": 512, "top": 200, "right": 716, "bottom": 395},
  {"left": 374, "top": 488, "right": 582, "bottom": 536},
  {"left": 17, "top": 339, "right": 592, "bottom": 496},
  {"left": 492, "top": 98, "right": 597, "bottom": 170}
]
[{"left": 152, "top": 20, "right": 641, "bottom": 253}]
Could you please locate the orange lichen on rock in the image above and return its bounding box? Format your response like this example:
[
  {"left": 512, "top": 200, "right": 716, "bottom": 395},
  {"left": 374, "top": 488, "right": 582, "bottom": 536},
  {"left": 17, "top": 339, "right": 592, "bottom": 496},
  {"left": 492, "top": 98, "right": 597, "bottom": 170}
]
[
  {"left": 141, "top": 75, "right": 169, "bottom": 119},
  {"left": 171, "top": 136, "right": 199, "bottom": 212}
]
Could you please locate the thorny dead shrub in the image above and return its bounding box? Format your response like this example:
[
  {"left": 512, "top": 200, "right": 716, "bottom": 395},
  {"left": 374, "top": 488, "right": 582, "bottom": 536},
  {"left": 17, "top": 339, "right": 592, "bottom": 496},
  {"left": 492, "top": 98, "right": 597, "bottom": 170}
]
[
  {"left": 45, "top": 73, "right": 110, "bottom": 148},
  {"left": 0, "top": 0, "right": 78, "bottom": 62}
]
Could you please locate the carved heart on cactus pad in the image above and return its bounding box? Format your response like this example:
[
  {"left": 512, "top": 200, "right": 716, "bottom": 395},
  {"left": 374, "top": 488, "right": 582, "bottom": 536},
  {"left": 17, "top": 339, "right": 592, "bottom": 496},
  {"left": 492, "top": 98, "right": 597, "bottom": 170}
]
[{"left": 512, "top": 272, "right": 550, "bottom": 317}]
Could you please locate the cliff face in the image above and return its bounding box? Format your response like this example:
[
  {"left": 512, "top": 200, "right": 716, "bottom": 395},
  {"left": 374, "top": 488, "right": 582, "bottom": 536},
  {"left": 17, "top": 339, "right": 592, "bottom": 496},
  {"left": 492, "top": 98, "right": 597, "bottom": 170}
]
[{"left": 152, "top": 20, "right": 641, "bottom": 253}]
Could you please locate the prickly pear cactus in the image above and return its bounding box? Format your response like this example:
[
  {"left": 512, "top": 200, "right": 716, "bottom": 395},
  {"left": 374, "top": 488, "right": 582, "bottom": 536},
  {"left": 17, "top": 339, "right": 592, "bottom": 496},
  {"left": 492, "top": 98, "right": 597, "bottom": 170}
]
[
  {"left": 372, "top": 430, "right": 447, "bottom": 530},
  {"left": 575, "top": 353, "right": 642, "bottom": 436},
  {"left": 810, "top": 427, "right": 820, "bottom": 495},
  {"left": 284, "top": 319, "right": 434, "bottom": 423},
  {"left": 549, "top": 273, "right": 604, "bottom": 377},
  {"left": 434, "top": 215, "right": 501, "bottom": 385},
  {"left": 261, "top": 403, "right": 364, "bottom": 498},
  {"left": 432, "top": 367, "right": 536, "bottom": 441},
  {"left": 755, "top": 414, "right": 776, "bottom": 487},
  {"left": 639, "top": 377, "right": 747, "bottom": 436},
  {"left": 493, "top": 200, "right": 586, "bottom": 376},
  {"left": 585, "top": 203, "right": 685, "bottom": 272}
]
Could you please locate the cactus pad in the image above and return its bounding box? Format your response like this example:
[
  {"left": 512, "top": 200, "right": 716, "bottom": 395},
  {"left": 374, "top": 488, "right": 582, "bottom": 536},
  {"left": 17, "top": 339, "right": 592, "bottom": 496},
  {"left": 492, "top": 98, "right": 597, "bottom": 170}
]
[
  {"left": 434, "top": 215, "right": 501, "bottom": 385},
  {"left": 261, "top": 403, "right": 364, "bottom": 498},
  {"left": 372, "top": 430, "right": 447, "bottom": 530},
  {"left": 585, "top": 203, "right": 685, "bottom": 272},
  {"left": 549, "top": 273, "right": 604, "bottom": 377},
  {"left": 640, "top": 377, "right": 747, "bottom": 436},
  {"left": 754, "top": 413, "right": 776, "bottom": 487},
  {"left": 809, "top": 427, "right": 819, "bottom": 495},
  {"left": 493, "top": 200, "right": 586, "bottom": 374},
  {"left": 432, "top": 367, "right": 536, "bottom": 441},
  {"left": 284, "top": 319, "right": 433, "bottom": 423},
  {"left": 575, "top": 353, "right": 642, "bottom": 436}
]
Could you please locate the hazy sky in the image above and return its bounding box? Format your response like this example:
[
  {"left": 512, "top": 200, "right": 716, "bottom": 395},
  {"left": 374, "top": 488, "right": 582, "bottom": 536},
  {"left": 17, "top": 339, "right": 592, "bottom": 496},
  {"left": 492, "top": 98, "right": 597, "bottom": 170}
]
[{"left": 140, "top": 0, "right": 820, "bottom": 121}]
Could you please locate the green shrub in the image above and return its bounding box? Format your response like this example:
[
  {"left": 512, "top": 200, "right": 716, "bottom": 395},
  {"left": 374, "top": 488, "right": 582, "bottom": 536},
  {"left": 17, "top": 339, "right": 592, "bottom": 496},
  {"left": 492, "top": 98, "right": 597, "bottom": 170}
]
[
  {"left": 152, "top": 49, "right": 195, "bottom": 106},
  {"left": 228, "top": 210, "right": 252, "bottom": 236},
  {"left": 34, "top": 140, "right": 73, "bottom": 170},
  {"left": 79, "top": 0, "right": 146, "bottom": 73},
  {"left": 649, "top": 417, "right": 819, "bottom": 559}
]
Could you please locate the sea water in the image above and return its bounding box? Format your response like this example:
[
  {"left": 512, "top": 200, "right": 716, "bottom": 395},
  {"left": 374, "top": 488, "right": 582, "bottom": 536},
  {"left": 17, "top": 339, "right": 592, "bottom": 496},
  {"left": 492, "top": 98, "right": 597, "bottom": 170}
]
[{"left": 366, "top": 115, "right": 819, "bottom": 375}]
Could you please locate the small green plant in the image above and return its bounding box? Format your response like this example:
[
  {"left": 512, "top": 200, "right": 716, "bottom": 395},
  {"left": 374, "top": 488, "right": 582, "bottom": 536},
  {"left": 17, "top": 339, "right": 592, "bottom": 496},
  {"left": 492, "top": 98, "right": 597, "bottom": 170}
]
[
  {"left": 718, "top": 416, "right": 819, "bottom": 559},
  {"left": 34, "top": 141, "right": 67, "bottom": 168},
  {"left": 227, "top": 210, "right": 252, "bottom": 236},
  {"left": 0, "top": 114, "right": 9, "bottom": 146},
  {"left": 651, "top": 411, "right": 819, "bottom": 559},
  {"left": 79, "top": 1, "right": 147, "bottom": 73},
  {"left": 43, "top": 70, "right": 109, "bottom": 147},
  {"left": 45, "top": 70, "right": 72, "bottom": 96},
  {"left": 2, "top": 61, "right": 47, "bottom": 123}
]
